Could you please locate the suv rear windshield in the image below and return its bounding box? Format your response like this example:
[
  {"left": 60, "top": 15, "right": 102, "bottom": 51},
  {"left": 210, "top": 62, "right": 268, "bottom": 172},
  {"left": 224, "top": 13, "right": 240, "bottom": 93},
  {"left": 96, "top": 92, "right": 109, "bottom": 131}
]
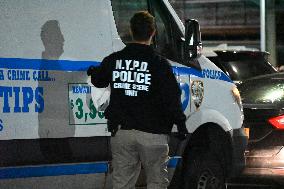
[{"left": 209, "top": 51, "right": 276, "bottom": 81}]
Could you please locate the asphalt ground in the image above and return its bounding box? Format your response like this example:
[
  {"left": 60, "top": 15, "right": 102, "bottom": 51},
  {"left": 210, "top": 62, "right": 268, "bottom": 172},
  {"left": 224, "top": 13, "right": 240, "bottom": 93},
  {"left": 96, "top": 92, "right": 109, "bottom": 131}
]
[
  {"left": 1, "top": 169, "right": 283, "bottom": 189},
  {"left": 1, "top": 175, "right": 282, "bottom": 189}
]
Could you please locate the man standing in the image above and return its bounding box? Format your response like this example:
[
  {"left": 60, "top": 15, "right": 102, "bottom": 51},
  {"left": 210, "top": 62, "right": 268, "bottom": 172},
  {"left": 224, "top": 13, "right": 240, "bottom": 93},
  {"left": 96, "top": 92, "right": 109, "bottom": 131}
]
[{"left": 88, "top": 11, "right": 187, "bottom": 189}]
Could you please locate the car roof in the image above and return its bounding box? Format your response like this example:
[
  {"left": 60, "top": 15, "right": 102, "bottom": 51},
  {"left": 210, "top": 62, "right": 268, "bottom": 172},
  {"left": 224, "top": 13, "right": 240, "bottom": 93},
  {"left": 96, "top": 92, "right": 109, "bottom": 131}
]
[
  {"left": 213, "top": 50, "right": 270, "bottom": 60},
  {"left": 214, "top": 50, "right": 269, "bottom": 55}
]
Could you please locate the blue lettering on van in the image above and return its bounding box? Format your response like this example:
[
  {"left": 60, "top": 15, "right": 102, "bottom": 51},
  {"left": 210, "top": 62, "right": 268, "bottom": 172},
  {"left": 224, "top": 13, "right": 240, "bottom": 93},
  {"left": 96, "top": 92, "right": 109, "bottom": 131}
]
[
  {"left": 13, "top": 87, "right": 21, "bottom": 112},
  {"left": 9, "top": 70, "right": 53, "bottom": 81},
  {"left": 179, "top": 83, "right": 190, "bottom": 111},
  {"left": 202, "top": 69, "right": 222, "bottom": 80},
  {"left": 0, "top": 86, "right": 44, "bottom": 113},
  {"left": 33, "top": 70, "right": 52, "bottom": 81},
  {"left": 8, "top": 70, "right": 31, "bottom": 80},
  {"left": 0, "top": 119, "right": 3, "bottom": 131},
  {"left": 173, "top": 66, "right": 233, "bottom": 83},
  {"left": 0, "top": 86, "right": 12, "bottom": 113},
  {"left": 22, "top": 87, "right": 34, "bottom": 112},
  {"left": 35, "top": 87, "right": 44, "bottom": 113},
  {"left": 0, "top": 70, "right": 4, "bottom": 80},
  {"left": 4, "top": 69, "right": 53, "bottom": 81}
]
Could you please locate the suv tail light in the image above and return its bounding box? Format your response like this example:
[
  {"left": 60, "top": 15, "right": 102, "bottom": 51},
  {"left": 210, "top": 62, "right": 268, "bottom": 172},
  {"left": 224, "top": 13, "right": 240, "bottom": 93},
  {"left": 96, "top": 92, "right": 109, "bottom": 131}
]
[{"left": 268, "top": 115, "right": 284, "bottom": 129}]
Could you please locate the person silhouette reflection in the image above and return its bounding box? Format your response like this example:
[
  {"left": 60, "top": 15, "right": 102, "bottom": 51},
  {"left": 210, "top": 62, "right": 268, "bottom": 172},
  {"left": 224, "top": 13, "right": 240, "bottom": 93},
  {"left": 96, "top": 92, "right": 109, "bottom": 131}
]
[
  {"left": 39, "top": 20, "right": 75, "bottom": 163},
  {"left": 41, "top": 20, "right": 65, "bottom": 60}
]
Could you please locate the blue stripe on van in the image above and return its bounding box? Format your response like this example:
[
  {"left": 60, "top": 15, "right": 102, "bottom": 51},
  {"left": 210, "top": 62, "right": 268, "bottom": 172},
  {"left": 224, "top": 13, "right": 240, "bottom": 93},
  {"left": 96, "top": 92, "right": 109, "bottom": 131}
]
[
  {"left": 0, "top": 57, "right": 232, "bottom": 83},
  {"left": 168, "top": 156, "right": 181, "bottom": 168},
  {"left": 0, "top": 58, "right": 100, "bottom": 71},
  {"left": 173, "top": 66, "right": 203, "bottom": 78},
  {"left": 0, "top": 162, "right": 108, "bottom": 179},
  {"left": 219, "top": 72, "right": 233, "bottom": 83},
  {"left": 0, "top": 157, "right": 180, "bottom": 179}
]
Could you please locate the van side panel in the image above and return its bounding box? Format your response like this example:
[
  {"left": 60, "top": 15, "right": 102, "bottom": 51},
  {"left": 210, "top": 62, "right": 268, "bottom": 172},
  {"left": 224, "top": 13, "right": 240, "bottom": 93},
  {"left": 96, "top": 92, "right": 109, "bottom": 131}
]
[
  {"left": 0, "top": 0, "right": 114, "bottom": 140},
  {"left": 0, "top": 0, "right": 114, "bottom": 168}
]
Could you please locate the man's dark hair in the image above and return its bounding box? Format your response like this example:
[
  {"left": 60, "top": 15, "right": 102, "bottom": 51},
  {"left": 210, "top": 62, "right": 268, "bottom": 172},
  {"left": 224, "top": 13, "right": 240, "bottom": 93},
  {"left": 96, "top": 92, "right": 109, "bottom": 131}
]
[{"left": 130, "top": 11, "right": 155, "bottom": 41}]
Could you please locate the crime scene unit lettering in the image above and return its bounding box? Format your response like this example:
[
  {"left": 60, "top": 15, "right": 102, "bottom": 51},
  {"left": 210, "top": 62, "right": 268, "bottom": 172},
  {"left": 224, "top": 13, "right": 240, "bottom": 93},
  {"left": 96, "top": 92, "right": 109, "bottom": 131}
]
[{"left": 112, "top": 60, "right": 151, "bottom": 97}]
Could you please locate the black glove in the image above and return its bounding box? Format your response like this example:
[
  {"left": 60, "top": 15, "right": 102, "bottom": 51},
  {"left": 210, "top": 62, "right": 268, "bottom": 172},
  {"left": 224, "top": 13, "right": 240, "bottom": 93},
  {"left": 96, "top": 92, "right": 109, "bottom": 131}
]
[
  {"left": 107, "top": 121, "right": 119, "bottom": 137},
  {"left": 176, "top": 122, "right": 189, "bottom": 141},
  {"left": 87, "top": 66, "right": 96, "bottom": 76}
]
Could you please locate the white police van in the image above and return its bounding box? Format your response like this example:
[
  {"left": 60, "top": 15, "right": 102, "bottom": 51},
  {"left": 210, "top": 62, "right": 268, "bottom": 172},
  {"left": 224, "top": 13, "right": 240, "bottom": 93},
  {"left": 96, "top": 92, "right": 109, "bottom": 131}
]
[{"left": 0, "top": 0, "right": 247, "bottom": 188}]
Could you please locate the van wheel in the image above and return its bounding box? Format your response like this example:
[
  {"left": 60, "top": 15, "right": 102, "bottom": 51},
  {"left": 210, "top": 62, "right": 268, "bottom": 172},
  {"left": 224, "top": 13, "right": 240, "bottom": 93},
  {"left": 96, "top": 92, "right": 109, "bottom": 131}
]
[{"left": 183, "top": 150, "right": 225, "bottom": 189}]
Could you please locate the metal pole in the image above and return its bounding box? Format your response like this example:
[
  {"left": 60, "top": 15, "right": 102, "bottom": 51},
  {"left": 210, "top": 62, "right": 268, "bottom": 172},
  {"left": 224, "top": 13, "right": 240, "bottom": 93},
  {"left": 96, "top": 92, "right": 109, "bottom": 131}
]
[
  {"left": 266, "top": 0, "right": 277, "bottom": 67},
  {"left": 260, "top": 0, "right": 266, "bottom": 51}
]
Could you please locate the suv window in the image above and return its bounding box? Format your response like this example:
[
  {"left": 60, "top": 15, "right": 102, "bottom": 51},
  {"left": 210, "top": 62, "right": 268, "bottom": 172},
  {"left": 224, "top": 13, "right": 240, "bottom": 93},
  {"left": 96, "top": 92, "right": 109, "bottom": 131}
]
[
  {"left": 224, "top": 59, "right": 275, "bottom": 81},
  {"left": 209, "top": 52, "right": 276, "bottom": 81}
]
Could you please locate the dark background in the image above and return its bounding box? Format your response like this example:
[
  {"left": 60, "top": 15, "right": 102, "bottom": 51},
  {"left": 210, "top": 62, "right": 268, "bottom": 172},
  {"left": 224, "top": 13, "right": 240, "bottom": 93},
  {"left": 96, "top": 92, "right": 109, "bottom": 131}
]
[{"left": 169, "top": 0, "right": 284, "bottom": 67}]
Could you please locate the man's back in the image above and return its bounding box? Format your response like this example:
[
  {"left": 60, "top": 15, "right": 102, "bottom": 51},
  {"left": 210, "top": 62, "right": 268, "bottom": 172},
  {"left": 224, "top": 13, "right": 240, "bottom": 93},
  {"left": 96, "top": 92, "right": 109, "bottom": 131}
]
[
  {"left": 92, "top": 43, "right": 184, "bottom": 134},
  {"left": 89, "top": 11, "right": 187, "bottom": 189}
]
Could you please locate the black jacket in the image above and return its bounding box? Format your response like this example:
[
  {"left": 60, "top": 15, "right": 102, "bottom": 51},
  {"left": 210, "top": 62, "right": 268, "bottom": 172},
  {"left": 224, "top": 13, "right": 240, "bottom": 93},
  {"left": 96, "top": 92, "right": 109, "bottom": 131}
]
[{"left": 91, "top": 43, "right": 186, "bottom": 134}]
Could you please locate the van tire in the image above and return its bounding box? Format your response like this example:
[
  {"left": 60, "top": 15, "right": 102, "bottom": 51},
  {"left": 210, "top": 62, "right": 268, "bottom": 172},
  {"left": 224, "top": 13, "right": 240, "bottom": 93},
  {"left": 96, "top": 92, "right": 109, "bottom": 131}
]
[{"left": 183, "top": 150, "right": 225, "bottom": 189}]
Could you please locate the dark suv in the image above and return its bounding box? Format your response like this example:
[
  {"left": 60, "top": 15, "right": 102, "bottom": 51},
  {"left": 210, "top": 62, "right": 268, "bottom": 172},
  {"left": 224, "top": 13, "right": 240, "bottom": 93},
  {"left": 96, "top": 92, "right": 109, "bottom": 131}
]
[
  {"left": 237, "top": 73, "right": 284, "bottom": 186},
  {"left": 208, "top": 50, "right": 277, "bottom": 83}
]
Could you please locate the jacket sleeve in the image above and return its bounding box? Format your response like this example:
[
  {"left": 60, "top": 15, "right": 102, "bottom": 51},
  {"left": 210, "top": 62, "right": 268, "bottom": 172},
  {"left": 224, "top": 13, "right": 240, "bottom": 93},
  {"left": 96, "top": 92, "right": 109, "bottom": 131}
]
[
  {"left": 158, "top": 58, "right": 186, "bottom": 127},
  {"left": 91, "top": 56, "right": 112, "bottom": 88}
]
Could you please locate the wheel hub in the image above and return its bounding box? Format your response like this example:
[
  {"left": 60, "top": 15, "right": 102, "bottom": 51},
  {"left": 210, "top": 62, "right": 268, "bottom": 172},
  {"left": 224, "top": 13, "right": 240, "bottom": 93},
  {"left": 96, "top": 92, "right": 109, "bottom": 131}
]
[{"left": 197, "top": 170, "right": 221, "bottom": 189}]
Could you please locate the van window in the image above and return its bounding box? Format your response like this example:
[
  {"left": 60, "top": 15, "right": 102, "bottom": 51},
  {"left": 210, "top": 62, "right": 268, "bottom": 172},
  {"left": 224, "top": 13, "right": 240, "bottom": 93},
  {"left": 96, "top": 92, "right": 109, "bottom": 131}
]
[
  {"left": 111, "top": 1, "right": 148, "bottom": 43},
  {"left": 151, "top": 2, "right": 175, "bottom": 60},
  {"left": 112, "top": 0, "right": 180, "bottom": 62}
]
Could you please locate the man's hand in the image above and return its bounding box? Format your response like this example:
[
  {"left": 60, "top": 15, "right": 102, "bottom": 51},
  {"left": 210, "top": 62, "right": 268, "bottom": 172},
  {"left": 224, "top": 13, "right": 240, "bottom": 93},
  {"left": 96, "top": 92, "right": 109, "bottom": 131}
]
[
  {"left": 177, "top": 123, "right": 189, "bottom": 140},
  {"left": 87, "top": 66, "right": 96, "bottom": 76}
]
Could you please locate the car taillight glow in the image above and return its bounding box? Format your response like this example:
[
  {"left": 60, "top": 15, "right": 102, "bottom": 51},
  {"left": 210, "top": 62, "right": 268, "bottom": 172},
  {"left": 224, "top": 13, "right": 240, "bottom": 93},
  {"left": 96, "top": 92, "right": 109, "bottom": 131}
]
[{"left": 268, "top": 115, "right": 284, "bottom": 129}]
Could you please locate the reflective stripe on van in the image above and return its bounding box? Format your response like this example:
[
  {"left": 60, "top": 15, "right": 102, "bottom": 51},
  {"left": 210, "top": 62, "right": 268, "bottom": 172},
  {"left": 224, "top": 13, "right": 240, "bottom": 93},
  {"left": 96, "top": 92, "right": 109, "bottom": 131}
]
[
  {"left": 0, "top": 57, "right": 232, "bottom": 83},
  {"left": 0, "top": 156, "right": 181, "bottom": 179}
]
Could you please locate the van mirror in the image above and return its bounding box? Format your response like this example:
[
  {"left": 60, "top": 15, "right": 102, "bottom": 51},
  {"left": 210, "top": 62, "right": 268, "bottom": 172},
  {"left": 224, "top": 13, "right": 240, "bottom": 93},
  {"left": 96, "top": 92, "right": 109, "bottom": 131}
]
[{"left": 184, "top": 19, "right": 202, "bottom": 61}]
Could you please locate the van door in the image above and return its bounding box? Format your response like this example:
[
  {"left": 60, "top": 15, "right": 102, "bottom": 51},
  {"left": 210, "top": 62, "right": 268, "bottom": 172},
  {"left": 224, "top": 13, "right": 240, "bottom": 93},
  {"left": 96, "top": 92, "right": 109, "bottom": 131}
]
[
  {"left": 112, "top": 0, "right": 193, "bottom": 117},
  {"left": 111, "top": 0, "right": 199, "bottom": 158},
  {"left": 149, "top": 0, "right": 195, "bottom": 119}
]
